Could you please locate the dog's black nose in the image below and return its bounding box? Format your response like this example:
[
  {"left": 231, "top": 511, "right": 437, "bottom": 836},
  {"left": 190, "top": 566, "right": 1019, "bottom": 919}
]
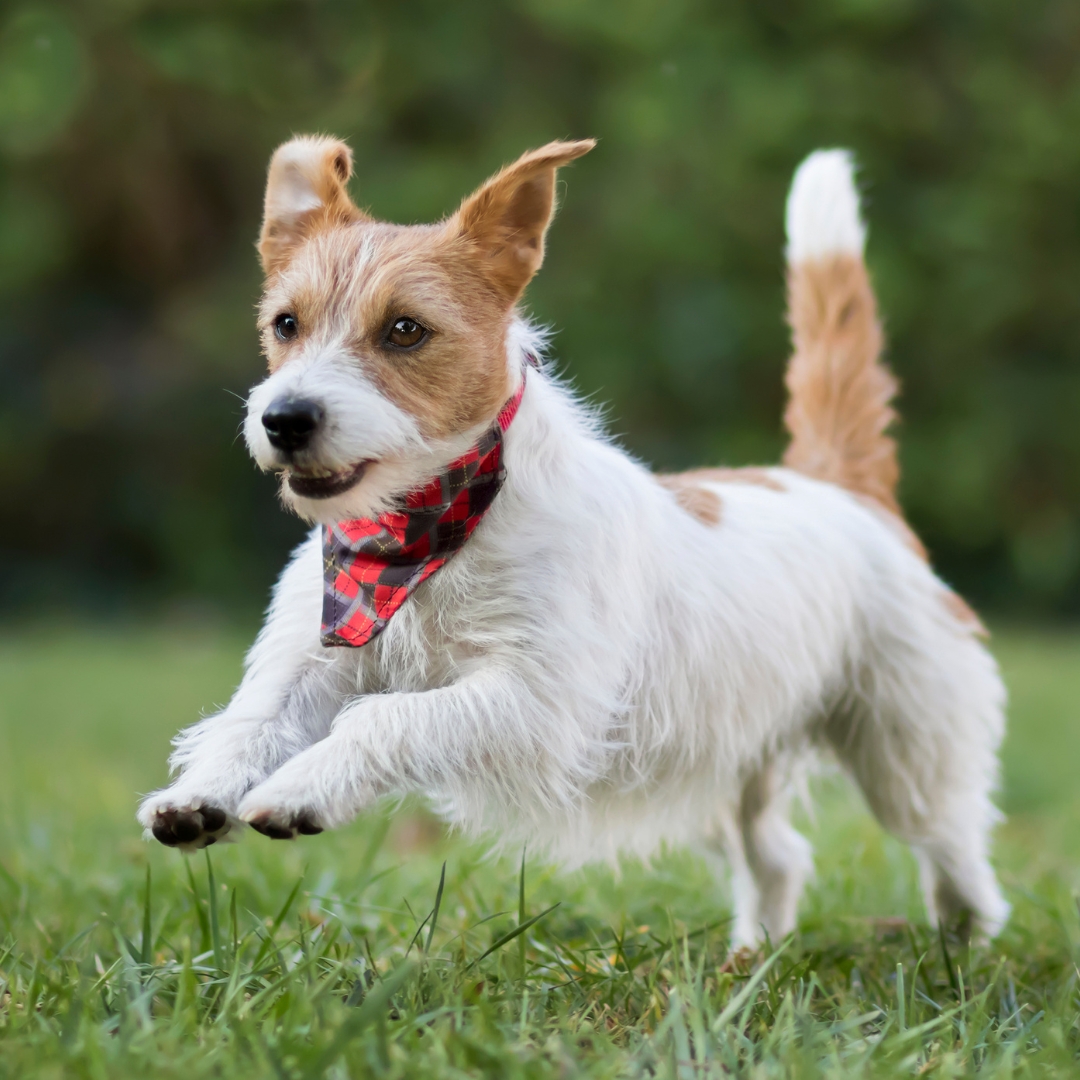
[{"left": 262, "top": 398, "right": 323, "bottom": 454}]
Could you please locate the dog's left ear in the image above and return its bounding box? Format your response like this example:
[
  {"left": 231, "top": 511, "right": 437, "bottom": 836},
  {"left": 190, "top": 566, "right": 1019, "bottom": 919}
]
[
  {"left": 258, "top": 135, "right": 367, "bottom": 274},
  {"left": 454, "top": 139, "right": 595, "bottom": 303}
]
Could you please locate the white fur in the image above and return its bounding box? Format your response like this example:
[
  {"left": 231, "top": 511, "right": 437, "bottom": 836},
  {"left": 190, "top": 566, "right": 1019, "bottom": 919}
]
[
  {"left": 264, "top": 140, "right": 334, "bottom": 221},
  {"left": 244, "top": 344, "right": 423, "bottom": 478},
  {"left": 242, "top": 339, "right": 439, "bottom": 522},
  {"left": 786, "top": 149, "right": 866, "bottom": 262},
  {"left": 141, "top": 172, "right": 1009, "bottom": 949}
]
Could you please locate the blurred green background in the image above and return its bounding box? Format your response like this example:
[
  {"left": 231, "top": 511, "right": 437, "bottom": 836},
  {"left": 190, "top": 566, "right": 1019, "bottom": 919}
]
[{"left": 1, "top": 0, "right": 1079, "bottom": 619}]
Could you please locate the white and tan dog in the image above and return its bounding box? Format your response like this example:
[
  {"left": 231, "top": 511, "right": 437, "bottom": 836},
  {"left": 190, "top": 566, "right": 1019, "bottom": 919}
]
[{"left": 139, "top": 138, "right": 1009, "bottom": 947}]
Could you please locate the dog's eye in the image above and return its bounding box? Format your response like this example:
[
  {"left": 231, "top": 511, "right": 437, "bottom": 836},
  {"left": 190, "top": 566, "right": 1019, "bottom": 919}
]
[
  {"left": 386, "top": 317, "right": 427, "bottom": 349},
  {"left": 274, "top": 313, "right": 299, "bottom": 342}
]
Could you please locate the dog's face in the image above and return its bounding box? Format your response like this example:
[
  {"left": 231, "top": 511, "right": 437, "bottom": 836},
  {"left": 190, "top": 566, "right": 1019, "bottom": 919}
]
[{"left": 243, "top": 136, "right": 593, "bottom": 523}]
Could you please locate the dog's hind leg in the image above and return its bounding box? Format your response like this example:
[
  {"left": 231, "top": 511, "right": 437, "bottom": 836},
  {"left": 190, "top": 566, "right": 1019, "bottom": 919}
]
[
  {"left": 825, "top": 617, "right": 1010, "bottom": 940},
  {"left": 739, "top": 760, "right": 815, "bottom": 946},
  {"left": 704, "top": 808, "right": 762, "bottom": 952},
  {"left": 707, "top": 760, "right": 814, "bottom": 950}
]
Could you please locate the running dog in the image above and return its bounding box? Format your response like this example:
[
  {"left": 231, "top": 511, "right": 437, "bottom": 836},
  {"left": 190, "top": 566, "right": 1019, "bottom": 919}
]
[{"left": 139, "top": 138, "right": 1009, "bottom": 947}]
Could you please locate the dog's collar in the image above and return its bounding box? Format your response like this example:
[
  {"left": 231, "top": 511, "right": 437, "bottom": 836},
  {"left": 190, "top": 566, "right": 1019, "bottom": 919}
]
[{"left": 320, "top": 363, "right": 531, "bottom": 648}]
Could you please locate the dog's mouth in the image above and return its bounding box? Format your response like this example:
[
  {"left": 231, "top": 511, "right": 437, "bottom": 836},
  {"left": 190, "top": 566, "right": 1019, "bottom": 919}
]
[{"left": 286, "top": 460, "right": 372, "bottom": 500}]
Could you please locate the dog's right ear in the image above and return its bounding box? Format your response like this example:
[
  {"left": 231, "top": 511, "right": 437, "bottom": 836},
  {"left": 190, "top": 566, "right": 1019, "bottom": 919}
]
[{"left": 258, "top": 136, "right": 366, "bottom": 274}]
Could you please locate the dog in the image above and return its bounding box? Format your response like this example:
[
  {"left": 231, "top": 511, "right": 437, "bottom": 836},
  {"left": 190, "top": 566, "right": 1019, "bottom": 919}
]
[{"left": 138, "top": 137, "right": 1010, "bottom": 947}]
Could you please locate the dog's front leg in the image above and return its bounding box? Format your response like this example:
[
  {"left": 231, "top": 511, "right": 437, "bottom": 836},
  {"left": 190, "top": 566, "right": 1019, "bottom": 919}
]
[
  {"left": 138, "top": 532, "right": 350, "bottom": 848},
  {"left": 236, "top": 666, "right": 564, "bottom": 838}
]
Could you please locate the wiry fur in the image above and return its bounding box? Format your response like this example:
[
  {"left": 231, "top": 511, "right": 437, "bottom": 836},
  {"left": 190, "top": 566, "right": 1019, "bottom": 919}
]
[{"left": 139, "top": 141, "right": 1009, "bottom": 948}]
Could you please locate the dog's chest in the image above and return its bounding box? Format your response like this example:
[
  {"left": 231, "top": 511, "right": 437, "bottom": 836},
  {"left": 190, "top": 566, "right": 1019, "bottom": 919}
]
[{"left": 348, "top": 549, "right": 514, "bottom": 694}]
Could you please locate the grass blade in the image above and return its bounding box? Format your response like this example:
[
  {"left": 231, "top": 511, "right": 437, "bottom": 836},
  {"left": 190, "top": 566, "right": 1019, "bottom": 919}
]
[
  {"left": 185, "top": 856, "right": 211, "bottom": 956},
  {"left": 938, "top": 921, "right": 960, "bottom": 999},
  {"left": 312, "top": 961, "right": 416, "bottom": 1073},
  {"left": 712, "top": 943, "right": 788, "bottom": 1034},
  {"left": 424, "top": 861, "right": 446, "bottom": 957},
  {"left": 357, "top": 813, "right": 392, "bottom": 883},
  {"left": 140, "top": 864, "right": 153, "bottom": 967},
  {"left": 59, "top": 986, "right": 83, "bottom": 1048},
  {"left": 206, "top": 848, "right": 223, "bottom": 973},
  {"left": 468, "top": 903, "right": 560, "bottom": 968},
  {"left": 251, "top": 876, "right": 305, "bottom": 970},
  {"left": 625, "top": 918, "right": 732, "bottom": 972},
  {"left": 518, "top": 847, "right": 527, "bottom": 977},
  {"left": 229, "top": 886, "right": 239, "bottom": 961}
]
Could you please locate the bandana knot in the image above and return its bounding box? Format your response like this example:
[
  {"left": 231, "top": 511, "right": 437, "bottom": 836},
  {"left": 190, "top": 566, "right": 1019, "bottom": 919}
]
[{"left": 320, "top": 370, "right": 527, "bottom": 648}]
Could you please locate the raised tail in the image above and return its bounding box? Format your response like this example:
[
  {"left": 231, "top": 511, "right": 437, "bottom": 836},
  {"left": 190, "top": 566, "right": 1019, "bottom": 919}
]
[{"left": 781, "top": 150, "right": 900, "bottom": 515}]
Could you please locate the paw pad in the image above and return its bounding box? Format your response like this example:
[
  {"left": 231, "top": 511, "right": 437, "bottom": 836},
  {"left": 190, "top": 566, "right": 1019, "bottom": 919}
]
[
  {"left": 151, "top": 805, "right": 229, "bottom": 849},
  {"left": 247, "top": 810, "right": 323, "bottom": 840}
]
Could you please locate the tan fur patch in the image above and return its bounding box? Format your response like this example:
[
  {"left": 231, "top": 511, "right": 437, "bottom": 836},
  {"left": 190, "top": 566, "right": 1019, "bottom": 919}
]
[
  {"left": 657, "top": 475, "right": 723, "bottom": 526},
  {"left": 657, "top": 467, "right": 789, "bottom": 525},
  {"left": 676, "top": 467, "right": 787, "bottom": 493},
  {"left": 783, "top": 255, "right": 900, "bottom": 515},
  {"left": 456, "top": 140, "right": 595, "bottom": 304},
  {"left": 942, "top": 588, "right": 988, "bottom": 638},
  {"left": 256, "top": 138, "right": 594, "bottom": 441}
]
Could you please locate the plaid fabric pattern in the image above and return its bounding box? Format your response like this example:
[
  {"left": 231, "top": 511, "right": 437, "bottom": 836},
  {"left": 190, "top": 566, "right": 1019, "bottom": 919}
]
[{"left": 321, "top": 375, "right": 527, "bottom": 648}]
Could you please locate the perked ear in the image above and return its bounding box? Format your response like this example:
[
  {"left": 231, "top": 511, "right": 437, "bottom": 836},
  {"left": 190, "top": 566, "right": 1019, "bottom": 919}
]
[
  {"left": 258, "top": 136, "right": 366, "bottom": 274},
  {"left": 454, "top": 139, "right": 595, "bottom": 302}
]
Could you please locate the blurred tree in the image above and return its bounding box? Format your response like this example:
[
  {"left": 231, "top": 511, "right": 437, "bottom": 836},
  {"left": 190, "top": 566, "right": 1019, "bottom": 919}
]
[{"left": 0, "top": 0, "right": 1078, "bottom": 617}]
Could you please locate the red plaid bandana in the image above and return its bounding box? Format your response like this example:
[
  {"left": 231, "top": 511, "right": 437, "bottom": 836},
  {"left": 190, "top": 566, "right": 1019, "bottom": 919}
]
[{"left": 321, "top": 373, "right": 527, "bottom": 648}]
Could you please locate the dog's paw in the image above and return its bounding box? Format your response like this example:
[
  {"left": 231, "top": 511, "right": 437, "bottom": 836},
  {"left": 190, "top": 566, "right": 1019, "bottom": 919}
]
[
  {"left": 142, "top": 803, "right": 231, "bottom": 851},
  {"left": 139, "top": 790, "right": 238, "bottom": 846},
  {"left": 236, "top": 738, "right": 369, "bottom": 837},
  {"left": 242, "top": 807, "right": 324, "bottom": 841},
  {"left": 237, "top": 775, "right": 326, "bottom": 839}
]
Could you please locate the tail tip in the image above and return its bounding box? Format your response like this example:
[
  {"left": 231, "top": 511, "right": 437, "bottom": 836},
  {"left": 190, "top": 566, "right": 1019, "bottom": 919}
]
[{"left": 785, "top": 149, "right": 865, "bottom": 264}]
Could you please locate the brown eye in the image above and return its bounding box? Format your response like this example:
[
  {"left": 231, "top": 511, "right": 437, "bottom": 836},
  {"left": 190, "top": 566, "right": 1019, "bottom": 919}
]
[
  {"left": 386, "top": 317, "right": 427, "bottom": 349},
  {"left": 274, "top": 313, "right": 299, "bottom": 341}
]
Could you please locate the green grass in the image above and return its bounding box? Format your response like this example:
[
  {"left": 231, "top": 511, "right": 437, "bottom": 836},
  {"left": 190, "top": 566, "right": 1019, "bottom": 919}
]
[{"left": 1, "top": 623, "right": 1078, "bottom": 1078}]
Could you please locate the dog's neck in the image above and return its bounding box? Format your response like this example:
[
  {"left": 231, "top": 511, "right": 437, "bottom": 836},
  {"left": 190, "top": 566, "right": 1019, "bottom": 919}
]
[{"left": 481, "top": 335, "right": 623, "bottom": 544}]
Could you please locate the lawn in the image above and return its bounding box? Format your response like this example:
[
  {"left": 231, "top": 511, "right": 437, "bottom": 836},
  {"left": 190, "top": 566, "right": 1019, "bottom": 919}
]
[{"left": 0, "top": 623, "right": 1078, "bottom": 1078}]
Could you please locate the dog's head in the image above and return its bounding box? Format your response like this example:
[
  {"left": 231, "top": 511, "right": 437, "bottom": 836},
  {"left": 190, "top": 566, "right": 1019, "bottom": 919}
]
[{"left": 243, "top": 135, "right": 594, "bottom": 523}]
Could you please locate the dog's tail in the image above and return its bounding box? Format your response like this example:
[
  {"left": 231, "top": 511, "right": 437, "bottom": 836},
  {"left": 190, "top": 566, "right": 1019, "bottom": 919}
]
[{"left": 781, "top": 150, "right": 900, "bottom": 515}]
